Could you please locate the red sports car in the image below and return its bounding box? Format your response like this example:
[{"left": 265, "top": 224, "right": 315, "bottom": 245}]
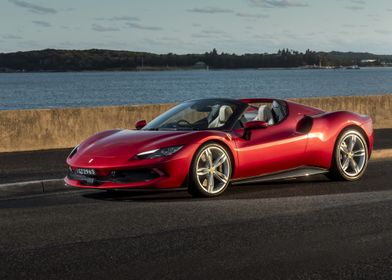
[{"left": 65, "top": 98, "right": 373, "bottom": 197}]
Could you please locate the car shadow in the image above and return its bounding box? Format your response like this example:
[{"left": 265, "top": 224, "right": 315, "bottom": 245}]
[{"left": 81, "top": 173, "right": 381, "bottom": 203}]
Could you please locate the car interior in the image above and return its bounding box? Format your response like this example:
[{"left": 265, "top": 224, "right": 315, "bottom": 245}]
[
  {"left": 151, "top": 100, "right": 287, "bottom": 131},
  {"left": 237, "top": 100, "right": 288, "bottom": 128},
  {"left": 208, "top": 105, "right": 234, "bottom": 128}
]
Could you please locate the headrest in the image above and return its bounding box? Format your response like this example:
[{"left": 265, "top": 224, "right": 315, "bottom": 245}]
[{"left": 218, "top": 105, "right": 233, "bottom": 122}]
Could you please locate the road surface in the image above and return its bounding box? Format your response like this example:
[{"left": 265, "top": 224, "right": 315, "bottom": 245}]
[{"left": 1, "top": 159, "right": 391, "bottom": 279}]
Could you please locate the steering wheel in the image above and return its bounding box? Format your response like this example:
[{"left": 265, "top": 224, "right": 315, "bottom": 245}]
[{"left": 176, "top": 119, "right": 192, "bottom": 127}]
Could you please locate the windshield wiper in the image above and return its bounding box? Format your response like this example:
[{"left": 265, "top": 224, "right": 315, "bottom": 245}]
[{"left": 144, "top": 128, "right": 160, "bottom": 131}]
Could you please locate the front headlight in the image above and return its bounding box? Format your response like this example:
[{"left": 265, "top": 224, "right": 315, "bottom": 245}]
[
  {"left": 69, "top": 145, "right": 79, "bottom": 158},
  {"left": 136, "top": 145, "right": 183, "bottom": 159}
]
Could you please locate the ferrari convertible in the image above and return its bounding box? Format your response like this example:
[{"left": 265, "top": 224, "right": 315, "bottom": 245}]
[{"left": 65, "top": 98, "right": 373, "bottom": 197}]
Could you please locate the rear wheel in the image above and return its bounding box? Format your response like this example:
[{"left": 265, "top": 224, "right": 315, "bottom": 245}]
[
  {"left": 328, "top": 129, "right": 368, "bottom": 181},
  {"left": 188, "top": 143, "right": 232, "bottom": 197}
]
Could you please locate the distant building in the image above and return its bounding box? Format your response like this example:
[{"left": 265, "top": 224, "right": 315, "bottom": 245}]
[
  {"left": 193, "top": 61, "right": 208, "bottom": 69},
  {"left": 360, "top": 59, "right": 377, "bottom": 64}
]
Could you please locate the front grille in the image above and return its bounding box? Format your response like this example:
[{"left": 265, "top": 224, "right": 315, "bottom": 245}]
[
  {"left": 110, "top": 169, "right": 160, "bottom": 183},
  {"left": 68, "top": 168, "right": 160, "bottom": 185}
]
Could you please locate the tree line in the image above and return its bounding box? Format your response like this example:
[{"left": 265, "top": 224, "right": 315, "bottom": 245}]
[{"left": 0, "top": 48, "right": 391, "bottom": 72}]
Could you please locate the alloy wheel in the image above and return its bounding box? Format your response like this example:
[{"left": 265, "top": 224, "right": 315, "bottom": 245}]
[
  {"left": 338, "top": 133, "right": 367, "bottom": 177},
  {"left": 195, "top": 146, "right": 231, "bottom": 194}
]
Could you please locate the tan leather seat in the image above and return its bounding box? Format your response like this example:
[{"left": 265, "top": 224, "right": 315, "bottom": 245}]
[
  {"left": 254, "top": 105, "right": 273, "bottom": 124},
  {"left": 208, "top": 105, "right": 233, "bottom": 128}
]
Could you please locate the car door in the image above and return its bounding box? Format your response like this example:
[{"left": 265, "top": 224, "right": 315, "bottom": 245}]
[{"left": 233, "top": 107, "right": 308, "bottom": 179}]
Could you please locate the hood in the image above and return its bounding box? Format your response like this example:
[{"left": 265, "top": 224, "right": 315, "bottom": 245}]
[{"left": 73, "top": 129, "right": 194, "bottom": 161}]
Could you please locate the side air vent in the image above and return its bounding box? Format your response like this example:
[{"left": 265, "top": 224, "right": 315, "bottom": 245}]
[{"left": 296, "top": 115, "right": 313, "bottom": 134}]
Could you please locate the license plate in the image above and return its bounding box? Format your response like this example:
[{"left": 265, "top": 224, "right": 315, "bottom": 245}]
[{"left": 75, "top": 168, "right": 96, "bottom": 176}]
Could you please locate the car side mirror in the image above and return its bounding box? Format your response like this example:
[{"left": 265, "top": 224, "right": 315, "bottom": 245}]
[
  {"left": 135, "top": 120, "right": 147, "bottom": 130},
  {"left": 243, "top": 121, "right": 268, "bottom": 140},
  {"left": 244, "top": 120, "right": 268, "bottom": 130}
]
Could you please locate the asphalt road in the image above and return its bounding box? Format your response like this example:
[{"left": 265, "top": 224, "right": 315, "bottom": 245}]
[
  {"left": 1, "top": 128, "right": 391, "bottom": 184},
  {"left": 1, "top": 159, "right": 392, "bottom": 279}
]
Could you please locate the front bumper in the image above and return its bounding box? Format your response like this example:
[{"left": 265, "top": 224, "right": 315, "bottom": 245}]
[
  {"left": 64, "top": 168, "right": 164, "bottom": 189},
  {"left": 64, "top": 146, "right": 195, "bottom": 189}
]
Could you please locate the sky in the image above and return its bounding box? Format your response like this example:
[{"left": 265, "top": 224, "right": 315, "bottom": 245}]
[{"left": 0, "top": 0, "right": 391, "bottom": 54}]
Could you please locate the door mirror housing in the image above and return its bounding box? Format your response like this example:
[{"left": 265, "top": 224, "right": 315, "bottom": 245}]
[
  {"left": 135, "top": 120, "right": 147, "bottom": 130},
  {"left": 244, "top": 120, "right": 268, "bottom": 130},
  {"left": 243, "top": 121, "right": 268, "bottom": 140}
]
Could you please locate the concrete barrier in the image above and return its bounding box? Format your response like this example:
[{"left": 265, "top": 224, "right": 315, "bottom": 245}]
[
  {"left": 0, "top": 95, "right": 391, "bottom": 152},
  {"left": 291, "top": 95, "right": 392, "bottom": 129}
]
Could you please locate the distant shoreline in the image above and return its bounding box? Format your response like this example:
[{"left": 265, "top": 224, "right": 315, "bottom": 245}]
[
  {"left": 1, "top": 48, "right": 391, "bottom": 73},
  {"left": 1, "top": 65, "right": 392, "bottom": 74}
]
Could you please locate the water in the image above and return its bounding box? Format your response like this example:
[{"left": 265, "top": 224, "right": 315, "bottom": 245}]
[{"left": 0, "top": 68, "right": 392, "bottom": 110}]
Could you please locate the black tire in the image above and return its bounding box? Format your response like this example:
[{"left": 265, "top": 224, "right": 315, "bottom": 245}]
[
  {"left": 187, "top": 143, "right": 232, "bottom": 197},
  {"left": 327, "top": 128, "right": 368, "bottom": 181},
  {"left": 106, "top": 189, "right": 117, "bottom": 195}
]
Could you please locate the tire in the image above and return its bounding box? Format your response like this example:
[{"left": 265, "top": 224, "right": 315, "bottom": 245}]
[
  {"left": 106, "top": 189, "right": 117, "bottom": 195},
  {"left": 327, "top": 128, "right": 368, "bottom": 181},
  {"left": 188, "top": 143, "right": 232, "bottom": 197}
]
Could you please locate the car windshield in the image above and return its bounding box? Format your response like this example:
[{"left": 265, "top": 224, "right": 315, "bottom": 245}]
[{"left": 143, "top": 99, "right": 243, "bottom": 131}]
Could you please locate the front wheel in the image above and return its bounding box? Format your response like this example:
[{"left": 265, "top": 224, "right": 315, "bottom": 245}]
[
  {"left": 328, "top": 129, "right": 368, "bottom": 181},
  {"left": 188, "top": 143, "right": 232, "bottom": 197}
]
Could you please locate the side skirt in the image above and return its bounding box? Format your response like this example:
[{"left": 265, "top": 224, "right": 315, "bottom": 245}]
[{"left": 231, "top": 166, "right": 328, "bottom": 185}]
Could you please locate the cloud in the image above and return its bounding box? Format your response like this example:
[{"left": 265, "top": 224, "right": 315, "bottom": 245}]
[
  {"left": 92, "top": 24, "right": 119, "bottom": 32},
  {"left": 345, "top": 5, "right": 364, "bottom": 10},
  {"left": 236, "top": 12, "right": 268, "bottom": 18},
  {"left": 8, "top": 0, "right": 57, "bottom": 14},
  {"left": 125, "top": 22, "right": 162, "bottom": 31},
  {"left": 250, "top": 0, "right": 308, "bottom": 8},
  {"left": 375, "top": 29, "right": 392, "bottom": 35},
  {"left": 3, "top": 34, "right": 22, "bottom": 39},
  {"left": 191, "top": 29, "right": 230, "bottom": 39},
  {"left": 32, "top": 20, "right": 51, "bottom": 27},
  {"left": 351, "top": 0, "right": 365, "bottom": 4},
  {"left": 338, "top": 31, "right": 350, "bottom": 35},
  {"left": 159, "top": 36, "right": 177, "bottom": 41},
  {"left": 95, "top": 16, "right": 139, "bottom": 22},
  {"left": 200, "top": 29, "right": 226, "bottom": 35},
  {"left": 191, "top": 33, "right": 216, "bottom": 38},
  {"left": 187, "top": 7, "right": 234, "bottom": 13}
]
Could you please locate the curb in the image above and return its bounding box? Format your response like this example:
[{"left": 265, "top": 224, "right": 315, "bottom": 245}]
[
  {"left": 371, "top": 148, "right": 392, "bottom": 160},
  {"left": 0, "top": 149, "right": 391, "bottom": 197},
  {"left": 0, "top": 179, "right": 68, "bottom": 197}
]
